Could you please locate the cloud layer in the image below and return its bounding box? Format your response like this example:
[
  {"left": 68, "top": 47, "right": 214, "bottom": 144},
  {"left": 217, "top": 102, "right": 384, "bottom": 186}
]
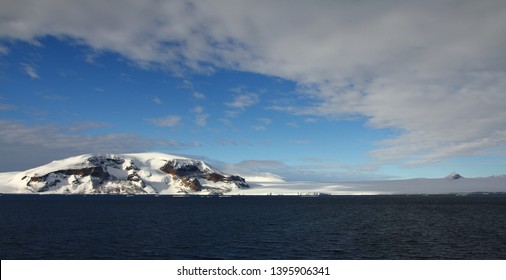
[
  {"left": 149, "top": 115, "right": 182, "bottom": 127},
  {"left": 2, "top": 0, "right": 506, "bottom": 165},
  {"left": 0, "top": 120, "right": 196, "bottom": 171}
]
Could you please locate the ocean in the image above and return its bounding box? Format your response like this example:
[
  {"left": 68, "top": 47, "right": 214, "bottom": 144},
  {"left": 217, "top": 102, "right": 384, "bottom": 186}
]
[{"left": 0, "top": 194, "right": 505, "bottom": 259}]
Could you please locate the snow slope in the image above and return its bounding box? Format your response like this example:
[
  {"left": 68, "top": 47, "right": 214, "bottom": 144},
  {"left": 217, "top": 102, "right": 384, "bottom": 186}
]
[
  {"left": 229, "top": 176, "right": 506, "bottom": 195},
  {"left": 0, "top": 172, "right": 22, "bottom": 193}
]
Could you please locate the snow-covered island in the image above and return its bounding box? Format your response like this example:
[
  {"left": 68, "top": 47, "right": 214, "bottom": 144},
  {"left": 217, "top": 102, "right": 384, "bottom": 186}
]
[
  {"left": 0, "top": 153, "right": 505, "bottom": 195},
  {"left": 0, "top": 153, "right": 248, "bottom": 195}
]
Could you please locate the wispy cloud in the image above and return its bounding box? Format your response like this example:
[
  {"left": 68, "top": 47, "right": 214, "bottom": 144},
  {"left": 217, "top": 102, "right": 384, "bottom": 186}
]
[
  {"left": 190, "top": 106, "right": 204, "bottom": 114},
  {"left": 0, "top": 97, "right": 16, "bottom": 111},
  {"left": 0, "top": 120, "right": 196, "bottom": 171},
  {"left": 253, "top": 118, "right": 272, "bottom": 131},
  {"left": 195, "top": 114, "right": 209, "bottom": 127},
  {"left": 291, "top": 139, "right": 310, "bottom": 145},
  {"left": 0, "top": 104, "right": 15, "bottom": 110},
  {"left": 149, "top": 116, "right": 182, "bottom": 127},
  {"left": 219, "top": 118, "right": 233, "bottom": 127},
  {"left": 193, "top": 92, "right": 206, "bottom": 99},
  {"left": 226, "top": 93, "right": 259, "bottom": 110},
  {"left": 0, "top": 44, "right": 8, "bottom": 55},
  {"left": 83, "top": 50, "right": 105, "bottom": 66},
  {"left": 152, "top": 97, "right": 162, "bottom": 104},
  {"left": 217, "top": 139, "right": 237, "bottom": 146},
  {"left": 257, "top": 118, "right": 272, "bottom": 125},
  {"left": 286, "top": 122, "right": 299, "bottom": 128},
  {"left": 181, "top": 80, "right": 194, "bottom": 89},
  {"left": 190, "top": 106, "right": 209, "bottom": 126},
  {"left": 41, "top": 94, "right": 69, "bottom": 101},
  {"left": 66, "top": 121, "right": 110, "bottom": 132},
  {"left": 253, "top": 125, "right": 267, "bottom": 131},
  {"left": 21, "top": 63, "right": 39, "bottom": 79},
  {"left": 224, "top": 110, "right": 240, "bottom": 118}
]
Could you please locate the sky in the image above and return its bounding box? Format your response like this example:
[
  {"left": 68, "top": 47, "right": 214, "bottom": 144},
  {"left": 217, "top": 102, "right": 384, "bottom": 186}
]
[{"left": 1, "top": 0, "right": 506, "bottom": 181}]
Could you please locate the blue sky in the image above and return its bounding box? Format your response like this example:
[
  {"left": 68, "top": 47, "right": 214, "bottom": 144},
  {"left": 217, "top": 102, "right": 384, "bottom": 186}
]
[{"left": 1, "top": 0, "right": 506, "bottom": 180}]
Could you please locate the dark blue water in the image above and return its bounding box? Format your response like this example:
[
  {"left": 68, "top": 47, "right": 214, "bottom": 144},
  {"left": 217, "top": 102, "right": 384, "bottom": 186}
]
[{"left": 0, "top": 194, "right": 505, "bottom": 259}]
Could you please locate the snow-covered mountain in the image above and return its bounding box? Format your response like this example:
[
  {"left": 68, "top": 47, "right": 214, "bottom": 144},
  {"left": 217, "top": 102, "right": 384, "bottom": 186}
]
[
  {"left": 0, "top": 153, "right": 248, "bottom": 195},
  {"left": 445, "top": 172, "right": 464, "bottom": 180}
]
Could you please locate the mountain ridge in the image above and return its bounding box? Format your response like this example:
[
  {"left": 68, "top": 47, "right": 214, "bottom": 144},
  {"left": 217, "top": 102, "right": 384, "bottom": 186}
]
[{"left": 445, "top": 172, "right": 464, "bottom": 180}]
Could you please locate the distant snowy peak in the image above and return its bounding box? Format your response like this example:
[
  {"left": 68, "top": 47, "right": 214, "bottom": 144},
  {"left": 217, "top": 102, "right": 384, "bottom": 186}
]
[
  {"left": 12, "top": 153, "right": 248, "bottom": 195},
  {"left": 445, "top": 172, "right": 464, "bottom": 180}
]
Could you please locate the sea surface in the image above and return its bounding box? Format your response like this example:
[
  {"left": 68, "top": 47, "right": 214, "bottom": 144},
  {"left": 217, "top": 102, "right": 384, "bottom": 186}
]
[{"left": 0, "top": 194, "right": 505, "bottom": 259}]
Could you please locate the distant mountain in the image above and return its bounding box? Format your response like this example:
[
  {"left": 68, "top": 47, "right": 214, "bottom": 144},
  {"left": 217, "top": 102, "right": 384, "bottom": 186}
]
[
  {"left": 445, "top": 172, "right": 464, "bottom": 180},
  {"left": 2, "top": 153, "right": 248, "bottom": 195}
]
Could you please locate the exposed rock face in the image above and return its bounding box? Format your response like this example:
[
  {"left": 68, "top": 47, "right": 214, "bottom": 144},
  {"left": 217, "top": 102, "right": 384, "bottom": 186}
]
[
  {"left": 181, "top": 177, "right": 203, "bottom": 192},
  {"left": 160, "top": 161, "right": 203, "bottom": 177},
  {"left": 160, "top": 160, "right": 249, "bottom": 191},
  {"left": 446, "top": 172, "right": 464, "bottom": 180},
  {"left": 17, "top": 153, "right": 249, "bottom": 194},
  {"left": 27, "top": 166, "right": 110, "bottom": 192}
]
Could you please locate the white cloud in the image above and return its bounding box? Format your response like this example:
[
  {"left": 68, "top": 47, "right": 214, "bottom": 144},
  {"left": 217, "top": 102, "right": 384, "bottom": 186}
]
[
  {"left": 0, "top": 104, "right": 14, "bottom": 110},
  {"left": 41, "top": 94, "right": 69, "bottom": 101},
  {"left": 0, "top": 104, "right": 15, "bottom": 110},
  {"left": 190, "top": 106, "right": 208, "bottom": 126},
  {"left": 286, "top": 122, "right": 299, "bottom": 128},
  {"left": 224, "top": 110, "right": 240, "bottom": 118},
  {"left": 219, "top": 118, "right": 233, "bottom": 127},
  {"left": 0, "top": 120, "right": 195, "bottom": 171},
  {"left": 253, "top": 125, "right": 266, "bottom": 131},
  {"left": 257, "top": 118, "right": 272, "bottom": 125},
  {"left": 0, "top": 97, "right": 16, "bottom": 111},
  {"left": 190, "top": 106, "right": 204, "bottom": 114},
  {"left": 21, "top": 63, "right": 39, "bottom": 79},
  {"left": 253, "top": 118, "right": 272, "bottom": 131},
  {"left": 291, "top": 140, "right": 310, "bottom": 145},
  {"left": 153, "top": 97, "right": 162, "bottom": 104},
  {"left": 195, "top": 114, "right": 209, "bottom": 127},
  {"left": 181, "top": 80, "right": 193, "bottom": 89},
  {"left": 2, "top": 0, "right": 506, "bottom": 166},
  {"left": 0, "top": 44, "right": 8, "bottom": 55},
  {"left": 226, "top": 93, "right": 259, "bottom": 110},
  {"left": 192, "top": 92, "right": 206, "bottom": 99},
  {"left": 217, "top": 139, "right": 237, "bottom": 146},
  {"left": 149, "top": 115, "right": 181, "bottom": 127},
  {"left": 66, "top": 121, "right": 110, "bottom": 132}
]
